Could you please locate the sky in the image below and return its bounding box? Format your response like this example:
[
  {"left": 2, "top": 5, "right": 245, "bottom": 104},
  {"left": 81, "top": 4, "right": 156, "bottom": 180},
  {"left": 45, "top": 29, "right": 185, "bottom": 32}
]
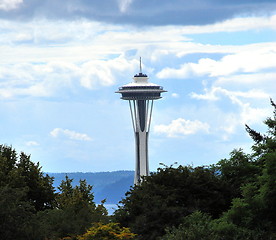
[{"left": 0, "top": 0, "right": 276, "bottom": 173}]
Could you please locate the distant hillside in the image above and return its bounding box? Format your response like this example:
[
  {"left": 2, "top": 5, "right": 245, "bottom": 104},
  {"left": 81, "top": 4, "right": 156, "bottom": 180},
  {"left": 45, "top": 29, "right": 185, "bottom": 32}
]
[{"left": 47, "top": 171, "right": 134, "bottom": 204}]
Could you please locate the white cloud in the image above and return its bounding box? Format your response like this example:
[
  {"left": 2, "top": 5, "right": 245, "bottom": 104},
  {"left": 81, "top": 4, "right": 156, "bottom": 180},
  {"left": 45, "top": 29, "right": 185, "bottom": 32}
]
[
  {"left": 50, "top": 128, "right": 92, "bottom": 141},
  {"left": 0, "top": 56, "right": 139, "bottom": 98},
  {"left": 80, "top": 57, "right": 137, "bottom": 89},
  {"left": 240, "top": 104, "right": 270, "bottom": 125},
  {"left": 216, "top": 72, "right": 276, "bottom": 86},
  {"left": 157, "top": 43, "right": 276, "bottom": 79},
  {"left": 154, "top": 118, "right": 210, "bottom": 138},
  {"left": 0, "top": 61, "right": 79, "bottom": 98},
  {"left": 191, "top": 87, "right": 269, "bottom": 101},
  {"left": 0, "top": 0, "right": 23, "bottom": 11},
  {"left": 192, "top": 86, "right": 271, "bottom": 124},
  {"left": 219, "top": 103, "right": 270, "bottom": 139},
  {"left": 25, "top": 141, "right": 39, "bottom": 146},
  {"left": 171, "top": 93, "right": 180, "bottom": 98}
]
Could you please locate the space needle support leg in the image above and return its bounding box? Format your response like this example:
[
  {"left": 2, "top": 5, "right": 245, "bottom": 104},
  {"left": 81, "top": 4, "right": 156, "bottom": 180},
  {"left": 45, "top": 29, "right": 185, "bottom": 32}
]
[
  {"left": 129, "top": 100, "right": 136, "bottom": 133},
  {"left": 147, "top": 100, "right": 154, "bottom": 132},
  {"left": 133, "top": 100, "right": 138, "bottom": 129},
  {"left": 132, "top": 100, "right": 140, "bottom": 184},
  {"left": 145, "top": 100, "right": 149, "bottom": 132}
]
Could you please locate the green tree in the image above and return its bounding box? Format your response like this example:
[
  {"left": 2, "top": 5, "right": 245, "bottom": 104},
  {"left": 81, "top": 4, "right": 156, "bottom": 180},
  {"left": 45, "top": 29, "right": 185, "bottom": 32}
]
[
  {"left": 207, "top": 99, "right": 276, "bottom": 239},
  {"left": 57, "top": 176, "right": 95, "bottom": 210},
  {"left": 212, "top": 148, "right": 260, "bottom": 198},
  {"left": 161, "top": 211, "right": 259, "bottom": 240},
  {"left": 0, "top": 186, "right": 34, "bottom": 240},
  {"left": 0, "top": 145, "right": 56, "bottom": 211},
  {"left": 222, "top": 100, "right": 276, "bottom": 237},
  {"left": 35, "top": 176, "right": 109, "bottom": 239},
  {"left": 161, "top": 211, "right": 216, "bottom": 240},
  {"left": 17, "top": 152, "right": 56, "bottom": 211},
  {"left": 162, "top": 99, "right": 276, "bottom": 240},
  {"left": 0, "top": 145, "right": 56, "bottom": 239},
  {"left": 114, "top": 165, "right": 232, "bottom": 240},
  {"left": 0, "top": 145, "right": 109, "bottom": 240}
]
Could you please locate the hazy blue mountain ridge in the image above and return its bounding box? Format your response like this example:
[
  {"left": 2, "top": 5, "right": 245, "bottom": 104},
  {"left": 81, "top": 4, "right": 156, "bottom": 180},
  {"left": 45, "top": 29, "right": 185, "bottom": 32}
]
[{"left": 47, "top": 171, "right": 134, "bottom": 204}]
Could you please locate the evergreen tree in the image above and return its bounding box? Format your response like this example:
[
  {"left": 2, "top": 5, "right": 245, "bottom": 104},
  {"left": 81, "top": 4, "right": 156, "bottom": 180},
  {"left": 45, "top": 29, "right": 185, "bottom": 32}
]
[
  {"left": 222, "top": 99, "right": 276, "bottom": 238},
  {"left": 114, "top": 165, "right": 232, "bottom": 240},
  {"left": 0, "top": 145, "right": 56, "bottom": 239},
  {"left": 35, "top": 176, "right": 108, "bottom": 239},
  {"left": 161, "top": 99, "right": 276, "bottom": 239},
  {"left": 0, "top": 186, "right": 34, "bottom": 240},
  {"left": 212, "top": 149, "right": 260, "bottom": 198}
]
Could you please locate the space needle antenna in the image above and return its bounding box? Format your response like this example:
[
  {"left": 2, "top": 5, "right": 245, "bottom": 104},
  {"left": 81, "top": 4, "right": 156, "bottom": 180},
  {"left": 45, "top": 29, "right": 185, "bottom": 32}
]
[{"left": 139, "top": 57, "right": 142, "bottom": 73}]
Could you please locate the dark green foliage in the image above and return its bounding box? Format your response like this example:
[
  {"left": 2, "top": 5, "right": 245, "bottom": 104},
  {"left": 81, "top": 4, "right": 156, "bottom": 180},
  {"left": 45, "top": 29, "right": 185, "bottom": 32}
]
[
  {"left": 0, "top": 186, "right": 34, "bottom": 240},
  {"left": 161, "top": 211, "right": 259, "bottom": 240},
  {"left": 245, "top": 124, "right": 264, "bottom": 143},
  {"left": 161, "top": 206, "right": 268, "bottom": 240},
  {"left": 223, "top": 99, "right": 276, "bottom": 237},
  {"left": 0, "top": 145, "right": 108, "bottom": 240},
  {"left": 161, "top": 99, "right": 276, "bottom": 240},
  {"left": 212, "top": 149, "right": 260, "bottom": 198},
  {"left": 161, "top": 211, "right": 216, "bottom": 240},
  {"left": 0, "top": 145, "right": 56, "bottom": 239},
  {"left": 0, "top": 145, "right": 56, "bottom": 211},
  {"left": 114, "top": 165, "right": 232, "bottom": 240},
  {"left": 17, "top": 152, "right": 56, "bottom": 211},
  {"left": 33, "top": 176, "right": 109, "bottom": 239}
]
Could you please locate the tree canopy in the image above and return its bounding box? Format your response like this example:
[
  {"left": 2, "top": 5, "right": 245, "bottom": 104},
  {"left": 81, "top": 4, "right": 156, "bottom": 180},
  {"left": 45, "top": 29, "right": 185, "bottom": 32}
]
[
  {"left": 114, "top": 164, "right": 233, "bottom": 239},
  {"left": 115, "top": 99, "right": 276, "bottom": 240},
  {"left": 0, "top": 145, "right": 109, "bottom": 240},
  {"left": 161, "top": 99, "right": 276, "bottom": 240},
  {"left": 0, "top": 146, "right": 56, "bottom": 239}
]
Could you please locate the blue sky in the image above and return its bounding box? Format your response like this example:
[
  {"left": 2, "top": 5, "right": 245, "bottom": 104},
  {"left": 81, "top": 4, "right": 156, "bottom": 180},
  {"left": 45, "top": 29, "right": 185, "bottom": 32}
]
[{"left": 0, "top": 0, "right": 275, "bottom": 172}]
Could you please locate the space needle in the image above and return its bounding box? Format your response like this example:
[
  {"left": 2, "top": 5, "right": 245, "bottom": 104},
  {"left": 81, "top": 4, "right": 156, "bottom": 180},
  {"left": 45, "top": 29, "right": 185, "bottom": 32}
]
[{"left": 116, "top": 58, "right": 166, "bottom": 185}]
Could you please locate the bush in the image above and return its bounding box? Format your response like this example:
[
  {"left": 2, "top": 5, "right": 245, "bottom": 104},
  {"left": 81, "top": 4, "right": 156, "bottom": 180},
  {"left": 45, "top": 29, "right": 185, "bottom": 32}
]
[{"left": 77, "top": 222, "right": 136, "bottom": 240}]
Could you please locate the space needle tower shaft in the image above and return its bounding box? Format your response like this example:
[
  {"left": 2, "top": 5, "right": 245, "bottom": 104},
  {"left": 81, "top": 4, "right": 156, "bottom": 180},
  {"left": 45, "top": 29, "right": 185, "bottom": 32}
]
[{"left": 116, "top": 58, "right": 166, "bottom": 185}]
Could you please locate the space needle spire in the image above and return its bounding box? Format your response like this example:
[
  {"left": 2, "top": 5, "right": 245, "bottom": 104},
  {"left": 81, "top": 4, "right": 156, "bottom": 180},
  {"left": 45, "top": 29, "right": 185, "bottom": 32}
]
[
  {"left": 139, "top": 57, "right": 142, "bottom": 73},
  {"left": 116, "top": 59, "right": 166, "bottom": 185}
]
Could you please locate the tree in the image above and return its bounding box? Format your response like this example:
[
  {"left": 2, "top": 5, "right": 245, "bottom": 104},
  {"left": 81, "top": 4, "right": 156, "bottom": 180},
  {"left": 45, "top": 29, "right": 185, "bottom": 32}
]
[
  {"left": 34, "top": 176, "right": 109, "bottom": 239},
  {"left": 161, "top": 211, "right": 216, "bottom": 240},
  {"left": 0, "top": 145, "right": 56, "bottom": 211},
  {"left": 161, "top": 211, "right": 259, "bottom": 240},
  {"left": 114, "top": 165, "right": 232, "bottom": 240},
  {"left": 0, "top": 145, "right": 56, "bottom": 239},
  {"left": 162, "top": 100, "right": 276, "bottom": 240},
  {"left": 0, "top": 145, "right": 109, "bottom": 240},
  {"left": 17, "top": 152, "right": 56, "bottom": 211},
  {"left": 0, "top": 185, "right": 34, "bottom": 240},
  {"left": 222, "top": 99, "right": 276, "bottom": 237},
  {"left": 212, "top": 149, "right": 260, "bottom": 198},
  {"left": 57, "top": 176, "right": 96, "bottom": 210}
]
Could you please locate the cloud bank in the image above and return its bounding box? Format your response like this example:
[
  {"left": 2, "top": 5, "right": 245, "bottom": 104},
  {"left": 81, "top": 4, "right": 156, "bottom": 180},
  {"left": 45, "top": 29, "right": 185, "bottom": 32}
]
[
  {"left": 157, "top": 42, "right": 276, "bottom": 79},
  {"left": 0, "top": 0, "right": 276, "bottom": 26}
]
